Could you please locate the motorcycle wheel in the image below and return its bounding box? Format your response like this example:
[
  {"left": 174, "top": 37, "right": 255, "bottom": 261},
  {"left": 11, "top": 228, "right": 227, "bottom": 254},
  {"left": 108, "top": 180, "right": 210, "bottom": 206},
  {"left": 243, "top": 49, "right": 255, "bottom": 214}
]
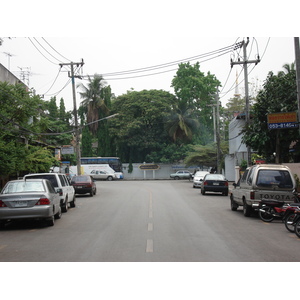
[
  {"left": 259, "top": 206, "right": 275, "bottom": 222},
  {"left": 295, "top": 219, "right": 300, "bottom": 238},
  {"left": 284, "top": 213, "right": 296, "bottom": 233}
]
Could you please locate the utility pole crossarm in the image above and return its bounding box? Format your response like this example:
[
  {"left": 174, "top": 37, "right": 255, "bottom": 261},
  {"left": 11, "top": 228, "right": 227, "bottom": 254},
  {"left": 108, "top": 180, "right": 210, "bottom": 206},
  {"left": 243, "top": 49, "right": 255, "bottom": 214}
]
[{"left": 231, "top": 59, "right": 260, "bottom": 66}]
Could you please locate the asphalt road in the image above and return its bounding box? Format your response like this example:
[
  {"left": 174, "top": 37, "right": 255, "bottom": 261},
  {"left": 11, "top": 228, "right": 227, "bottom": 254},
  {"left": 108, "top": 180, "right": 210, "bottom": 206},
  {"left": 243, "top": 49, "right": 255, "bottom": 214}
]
[{"left": 1, "top": 180, "right": 300, "bottom": 262}]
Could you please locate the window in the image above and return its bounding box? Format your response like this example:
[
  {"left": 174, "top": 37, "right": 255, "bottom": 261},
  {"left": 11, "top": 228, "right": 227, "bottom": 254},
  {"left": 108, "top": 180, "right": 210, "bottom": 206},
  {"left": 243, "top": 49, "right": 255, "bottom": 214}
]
[
  {"left": 256, "top": 170, "right": 293, "bottom": 189},
  {"left": 59, "top": 175, "right": 67, "bottom": 187},
  {"left": 240, "top": 169, "right": 249, "bottom": 183}
]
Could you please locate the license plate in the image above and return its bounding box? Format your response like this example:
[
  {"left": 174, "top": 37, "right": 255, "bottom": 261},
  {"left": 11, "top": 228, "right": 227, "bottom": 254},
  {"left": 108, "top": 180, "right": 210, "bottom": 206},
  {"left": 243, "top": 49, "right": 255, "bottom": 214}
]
[
  {"left": 213, "top": 182, "right": 219, "bottom": 185},
  {"left": 76, "top": 186, "right": 83, "bottom": 188},
  {"left": 14, "top": 201, "right": 28, "bottom": 207}
]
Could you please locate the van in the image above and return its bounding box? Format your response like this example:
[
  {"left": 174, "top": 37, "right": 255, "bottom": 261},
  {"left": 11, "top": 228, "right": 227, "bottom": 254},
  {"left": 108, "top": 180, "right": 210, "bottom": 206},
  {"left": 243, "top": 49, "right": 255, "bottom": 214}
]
[
  {"left": 24, "top": 173, "right": 75, "bottom": 213},
  {"left": 230, "top": 164, "right": 298, "bottom": 217}
]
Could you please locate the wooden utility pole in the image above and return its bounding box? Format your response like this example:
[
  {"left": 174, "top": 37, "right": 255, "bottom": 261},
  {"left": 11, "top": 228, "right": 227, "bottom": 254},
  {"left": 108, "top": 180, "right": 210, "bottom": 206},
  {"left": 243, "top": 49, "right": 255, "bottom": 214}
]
[
  {"left": 231, "top": 38, "right": 260, "bottom": 166},
  {"left": 294, "top": 38, "right": 300, "bottom": 135},
  {"left": 59, "top": 60, "right": 84, "bottom": 175}
]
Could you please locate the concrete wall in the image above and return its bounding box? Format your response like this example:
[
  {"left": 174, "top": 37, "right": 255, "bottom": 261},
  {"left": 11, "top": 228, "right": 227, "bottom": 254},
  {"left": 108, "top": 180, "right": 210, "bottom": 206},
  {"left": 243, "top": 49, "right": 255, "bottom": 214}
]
[{"left": 121, "top": 163, "right": 209, "bottom": 180}]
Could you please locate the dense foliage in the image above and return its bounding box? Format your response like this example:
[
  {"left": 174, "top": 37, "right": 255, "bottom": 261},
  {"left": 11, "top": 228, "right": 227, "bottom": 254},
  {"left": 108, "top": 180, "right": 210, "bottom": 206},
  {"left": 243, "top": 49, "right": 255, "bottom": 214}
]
[
  {"left": 0, "top": 82, "right": 73, "bottom": 183},
  {"left": 242, "top": 67, "right": 299, "bottom": 163}
]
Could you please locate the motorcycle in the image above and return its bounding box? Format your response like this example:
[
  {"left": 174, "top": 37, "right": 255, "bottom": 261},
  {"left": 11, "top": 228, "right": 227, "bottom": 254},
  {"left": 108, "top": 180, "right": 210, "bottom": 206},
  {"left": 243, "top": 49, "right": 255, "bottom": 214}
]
[
  {"left": 289, "top": 208, "right": 300, "bottom": 238},
  {"left": 258, "top": 200, "right": 300, "bottom": 226},
  {"left": 283, "top": 205, "right": 300, "bottom": 232}
]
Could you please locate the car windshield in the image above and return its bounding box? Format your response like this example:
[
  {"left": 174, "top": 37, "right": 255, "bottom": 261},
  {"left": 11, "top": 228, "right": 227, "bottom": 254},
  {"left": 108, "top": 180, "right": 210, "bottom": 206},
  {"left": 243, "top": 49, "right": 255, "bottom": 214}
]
[
  {"left": 256, "top": 170, "right": 293, "bottom": 188},
  {"left": 71, "top": 176, "right": 90, "bottom": 183},
  {"left": 26, "top": 175, "right": 58, "bottom": 187},
  {"left": 2, "top": 181, "right": 45, "bottom": 194},
  {"left": 205, "top": 174, "right": 225, "bottom": 181}
]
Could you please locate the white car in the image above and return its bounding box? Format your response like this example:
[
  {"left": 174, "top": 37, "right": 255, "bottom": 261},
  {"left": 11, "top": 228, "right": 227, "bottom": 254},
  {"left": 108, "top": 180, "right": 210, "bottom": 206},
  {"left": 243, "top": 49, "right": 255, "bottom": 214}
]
[
  {"left": 24, "top": 173, "right": 75, "bottom": 213},
  {"left": 90, "top": 170, "right": 116, "bottom": 181},
  {"left": 193, "top": 171, "right": 210, "bottom": 188}
]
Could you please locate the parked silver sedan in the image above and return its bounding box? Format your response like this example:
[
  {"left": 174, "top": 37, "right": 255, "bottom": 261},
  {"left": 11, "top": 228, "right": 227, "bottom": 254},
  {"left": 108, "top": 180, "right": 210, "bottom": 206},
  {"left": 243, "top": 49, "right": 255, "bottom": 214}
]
[{"left": 0, "top": 179, "right": 62, "bottom": 228}]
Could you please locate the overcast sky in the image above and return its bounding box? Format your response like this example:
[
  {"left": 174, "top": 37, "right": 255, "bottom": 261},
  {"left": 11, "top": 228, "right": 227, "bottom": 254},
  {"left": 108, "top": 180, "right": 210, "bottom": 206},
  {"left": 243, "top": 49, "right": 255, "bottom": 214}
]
[
  {"left": 0, "top": 37, "right": 296, "bottom": 111},
  {"left": 1, "top": 1, "right": 299, "bottom": 112}
]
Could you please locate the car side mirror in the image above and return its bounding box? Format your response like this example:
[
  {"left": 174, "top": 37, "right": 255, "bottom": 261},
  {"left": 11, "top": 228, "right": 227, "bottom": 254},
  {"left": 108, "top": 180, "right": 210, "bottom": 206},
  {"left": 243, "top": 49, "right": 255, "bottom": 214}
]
[{"left": 56, "top": 188, "right": 63, "bottom": 195}]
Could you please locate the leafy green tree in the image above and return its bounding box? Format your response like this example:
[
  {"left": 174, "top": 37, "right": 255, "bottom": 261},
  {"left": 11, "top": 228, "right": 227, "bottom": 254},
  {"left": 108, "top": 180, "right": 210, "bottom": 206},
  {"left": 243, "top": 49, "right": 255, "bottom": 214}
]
[
  {"left": 0, "top": 82, "right": 60, "bottom": 178},
  {"left": 242, "top": 65, "right": 298, "bottom": 163},
  {"left": 184, "top": 141, "right": 228, "bottom": 168},
  {"left": 171, "top": 62, "right": 221, "bottom": 144},
  {"left": 31, "top": 96, "right": 73, "bottom": 147},
  {"left": 109, "top": 89, "right": 176, "bottom": 162}
]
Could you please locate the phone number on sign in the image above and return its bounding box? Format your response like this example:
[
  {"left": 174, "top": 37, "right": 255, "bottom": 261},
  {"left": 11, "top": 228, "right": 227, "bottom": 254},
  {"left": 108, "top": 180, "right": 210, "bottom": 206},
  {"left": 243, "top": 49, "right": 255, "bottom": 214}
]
[{"left": 268, "top": 122, "right": 298, "bottom": 129}]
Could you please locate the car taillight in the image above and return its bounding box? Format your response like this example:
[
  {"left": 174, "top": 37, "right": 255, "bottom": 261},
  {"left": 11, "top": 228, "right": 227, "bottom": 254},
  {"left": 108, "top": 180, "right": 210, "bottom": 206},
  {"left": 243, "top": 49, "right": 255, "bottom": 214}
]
[
  {"left": 0, "top": 200, "right": 7, "bottom": 207},
  {"left": 204, "top": 181, "right": 208, "bottom": 186},
  {"left": 250, "top": 191, "right": 255, "bottom": 200},
  {"left": 36, "top": 198, "right": 51, "bottom": 205},
  {"left": 225, "top": 182, "right": 228, "bottom": 186}
]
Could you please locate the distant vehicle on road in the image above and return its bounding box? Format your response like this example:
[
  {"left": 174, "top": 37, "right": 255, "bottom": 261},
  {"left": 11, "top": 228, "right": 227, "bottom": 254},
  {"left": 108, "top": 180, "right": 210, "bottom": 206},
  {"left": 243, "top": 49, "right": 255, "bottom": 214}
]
[
  {"left": 0, "top": 179, "right": 62, "bottom": 228},
  {"left": 170, "top": 170, "right": 192, "bottom": 180},
  {"left": 90, "top": 170, "right": 116, "bottom": 181},
  {"left": 201, "top": 174, "right": 229, "bottom": 196},
  {"left": 71, "top": 175, "right": 96, "bottom": 196},
  {"left": 193, "top": 171, "right": 210, "bottom": 188}
]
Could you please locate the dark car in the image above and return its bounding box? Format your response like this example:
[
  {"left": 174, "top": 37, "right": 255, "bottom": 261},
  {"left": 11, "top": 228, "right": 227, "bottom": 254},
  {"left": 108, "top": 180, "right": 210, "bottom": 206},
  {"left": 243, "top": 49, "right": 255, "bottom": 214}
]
[
  {"left": 70, "top": 175, "right": 96, "bottom": 196},
  {"left": 201, "top": 174, "right": 228, "bottom": 196}
]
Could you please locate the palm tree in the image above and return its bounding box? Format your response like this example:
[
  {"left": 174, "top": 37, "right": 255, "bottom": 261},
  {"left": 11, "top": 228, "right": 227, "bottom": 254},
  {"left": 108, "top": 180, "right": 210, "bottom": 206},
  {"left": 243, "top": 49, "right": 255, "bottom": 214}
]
[
  {"left": 278, "top": 63, "right": 295, "bottom": 76},
  {"left": 78, "top": 74, "right": 110, "bottom": 135},
  {"left": 167, "top": 100, "right": 199, "bottom": 143}
]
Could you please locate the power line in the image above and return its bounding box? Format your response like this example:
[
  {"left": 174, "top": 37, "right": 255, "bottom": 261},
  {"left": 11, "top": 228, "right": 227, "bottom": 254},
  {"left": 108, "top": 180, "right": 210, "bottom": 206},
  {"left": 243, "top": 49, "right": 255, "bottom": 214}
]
[
  {"left": 41, "top": 37, "right": 72, "bottom": 62},
  {"left": 27, "top": 37, "right": 58, "bottom": 65},
  {"left": 83, "top": 46, "right": 235, "bottom": 81},
  {"left": 100, "top": 44, "right": 235, "bottom": 77}
]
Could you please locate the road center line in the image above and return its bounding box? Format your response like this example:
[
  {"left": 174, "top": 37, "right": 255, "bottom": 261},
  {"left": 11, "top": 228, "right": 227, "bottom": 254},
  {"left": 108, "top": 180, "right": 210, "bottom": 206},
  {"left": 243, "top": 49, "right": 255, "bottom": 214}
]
[
  {"left": 148, "top": 223, "right": 153, "bottom": 231},
  {"left": 146, "top": 239, "right": 153, "bottom": 252}
]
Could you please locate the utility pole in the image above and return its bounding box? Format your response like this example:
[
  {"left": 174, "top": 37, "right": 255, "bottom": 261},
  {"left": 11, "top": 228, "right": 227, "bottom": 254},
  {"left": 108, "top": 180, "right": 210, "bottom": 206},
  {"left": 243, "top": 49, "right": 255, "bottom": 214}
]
[
  {"left": 59, "top": 60, "right": 84, "bottom": 175},
  {"left": 294, "top": 37, "right": 300, "bottom": 135},
  {"left": 215, "top": 88, "right": 221, "bottom": 173},
  {"left": 209, "top": 88, "right": 221, "bottom": 173},
  {"left": 231, "top": 38, "right": 260, "bottom": 166}
]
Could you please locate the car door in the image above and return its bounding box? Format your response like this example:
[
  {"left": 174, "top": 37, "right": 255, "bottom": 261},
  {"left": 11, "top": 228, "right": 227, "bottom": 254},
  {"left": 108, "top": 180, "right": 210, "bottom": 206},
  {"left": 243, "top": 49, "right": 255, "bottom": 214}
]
[{"left": 232, "top": 169, "right": 248, "bottom": 204}]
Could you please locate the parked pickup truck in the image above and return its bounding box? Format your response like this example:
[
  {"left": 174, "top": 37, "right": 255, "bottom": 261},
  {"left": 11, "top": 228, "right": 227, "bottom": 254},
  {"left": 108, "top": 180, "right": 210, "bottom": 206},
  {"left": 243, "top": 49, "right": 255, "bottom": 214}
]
[
  {"left": 230, "top": 164, "right": 298, "bottom": 217},
  {"left": 170, "top": 170, "right": 193, "bottom": 180}
]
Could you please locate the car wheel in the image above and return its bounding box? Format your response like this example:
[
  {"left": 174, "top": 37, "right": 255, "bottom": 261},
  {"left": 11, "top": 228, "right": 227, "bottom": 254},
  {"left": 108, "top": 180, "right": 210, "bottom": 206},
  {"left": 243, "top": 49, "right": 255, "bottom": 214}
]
[
  {"left": 201, "top": 189, "right": 205, "bottom": 195},
  {"left": 46, "top": 215, "right": 55, "bottom": 227},
  {"left": 90, "top": 190, "right": 94, "bottom": 197},
  {"left": 174, "top": 176, "right": 179, "bottom": 180},
  {"left": 0, "top": 221, "right": 6, "bottom": 229},
  {"left": 230, "top": 195, "right": 238, "bottom": 211},
  {"left": 243, "top": 199, "right": 252, "bottom": 217},
  {"left": 62, "top": 199, "right": 68, "bottom": 213},
  {"left": 54, "top": 206, "right": 62, "bottom": 219},
  {"left": 70, "top": 196, "right": 76, "bottom": 208},
  {"left": 94, "top": 188, "right": 97, "bottom": 195},
  {"left": 107, "top": 176, "right": 113, "bottom": 181}
]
